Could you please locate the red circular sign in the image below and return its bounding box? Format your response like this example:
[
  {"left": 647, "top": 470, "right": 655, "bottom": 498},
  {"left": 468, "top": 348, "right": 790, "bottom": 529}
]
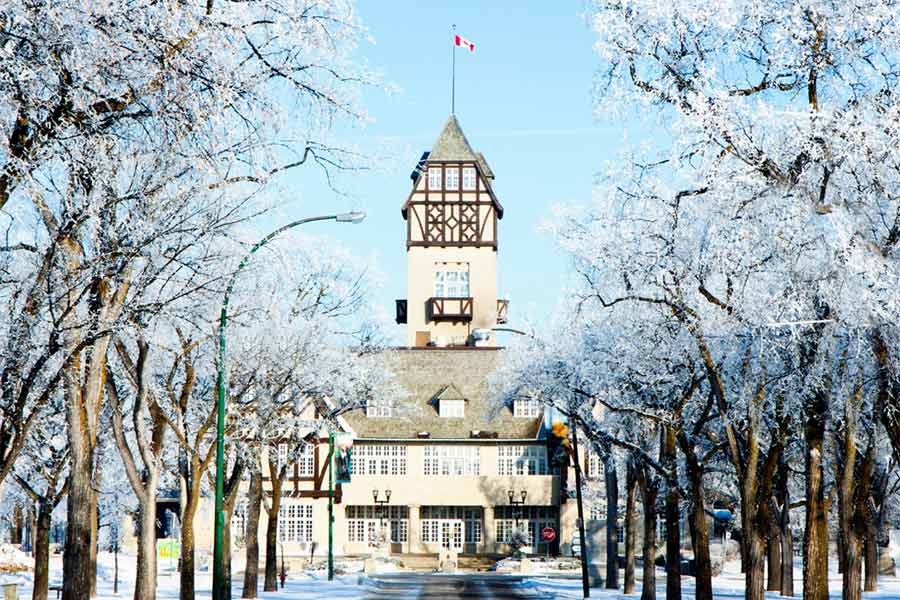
[{"left": 541, "top": 527, "right": 557, "bottom": 542}]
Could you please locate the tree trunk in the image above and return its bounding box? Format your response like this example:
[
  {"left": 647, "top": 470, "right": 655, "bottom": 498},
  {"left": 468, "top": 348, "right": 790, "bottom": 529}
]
[
  {"left": 767, "top": 524, "right": 782, "bottom": 591},
  {"left": 842, "top": 533, "right": 862, "bottom": 600},
  {"left": 780, "top": 505, "right": 794, "bottom": 597},
  {"left": 746, "top": 530, "right": 766, "bottom": 600},
  {"left": 803, "top": 392, "right": 829, "bottom": 600},
  {"left": 242, "top": 472, "right": 263, "bottom": 598},
  {"left": 134, "top": 499, "right": 158, "bottom": 600},
  {"left": 180, "top": 483, "right": 200, "bottom": 600},
  {"left": 32, "top": 504, "right": 52, "bottom": 600},
  {"left": 63, "top": 432, "right": 95, "bottom": 600},
  {"left": 680, "top": 441, "right": 712, "bottom": 600},
  {"left": 624, "top": 461, "right": 637, "bottom": 595},
  {"left": 662, "top": 426, "right": 680, "bottom": 600},
  {"left": 90, "top": 497, "right": 98, "bottom": 598},
  {"left": 606, "top": 458, "right": 619, "bottom": 589},
  {"left": 863, "top": 530, "right": 877, "bottom": 593},
  {"left": 263, "top": 475, "right": 283, "bottom": 592},
  {"left": 638, "top": 467, "right": 658, "bottom": 600}
]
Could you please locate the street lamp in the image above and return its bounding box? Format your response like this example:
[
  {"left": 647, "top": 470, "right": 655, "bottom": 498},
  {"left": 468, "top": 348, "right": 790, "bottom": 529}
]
[
  {"left": 373, "top": 489, "right": 392, "bottom": 545},
  {"left": 212, "top": 211, "right": 366, "bottom": 600},
  {"left": 507, "top": 489, "right": 527, "bottom": 528}
]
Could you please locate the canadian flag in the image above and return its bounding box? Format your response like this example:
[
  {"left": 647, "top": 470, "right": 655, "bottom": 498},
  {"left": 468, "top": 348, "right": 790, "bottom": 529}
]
[{"left": 454, "top": 34, "right": 475, "bottom": 52}]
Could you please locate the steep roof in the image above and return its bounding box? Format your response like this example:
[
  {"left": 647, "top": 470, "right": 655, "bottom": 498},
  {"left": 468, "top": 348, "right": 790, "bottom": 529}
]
[
  {"left": 343, "top": 349, "right": 542, "bottom": 440},
  {"left": 429, "top": 115, "right": 480, "bottom": 162},
  {"left": 403, "top": 115, "right": 504, "bottom": 219}
]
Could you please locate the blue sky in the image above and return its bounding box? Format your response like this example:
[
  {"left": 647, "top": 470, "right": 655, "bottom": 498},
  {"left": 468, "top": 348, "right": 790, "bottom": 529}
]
[{"left": 277, "top": 1, "right": 628, "bottom": 343}]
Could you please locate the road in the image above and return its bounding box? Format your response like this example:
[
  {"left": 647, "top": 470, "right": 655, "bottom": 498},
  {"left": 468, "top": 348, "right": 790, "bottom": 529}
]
[{"left": 362, "top": 573, "right": 553, "bottom": 599}]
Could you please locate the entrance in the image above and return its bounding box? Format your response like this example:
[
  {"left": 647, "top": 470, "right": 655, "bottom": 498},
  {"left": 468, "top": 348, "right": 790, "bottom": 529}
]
[{"left": 440, "top": 520, "right": 464, "bottom": 551}]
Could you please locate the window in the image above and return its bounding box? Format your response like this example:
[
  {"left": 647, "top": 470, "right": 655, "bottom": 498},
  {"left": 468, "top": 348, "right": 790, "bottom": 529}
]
[
  {"left": 462, "top": 167, "right": 477, "bottom": 190},
  {"left": 423, "top": 446, "right": 480, "bottom": 476},
  {"left": 587, "top": 451, "right": 603, "bottom": 479},
  {"left": 498, "top": 446, "right": 550, "bottom": 476},
  {"left": 420, "top": 507, "right": 483, "bottom": 544},
  {"left": 494, "top": 506, "right": 557, "bottom": 550},
  {"left": 657, "top": 516, "right": 668, "bottom": 542},
  {"left": 428, "top": 167, "right": 442, "bottom": 190},
  {"left": 589, "top": 502, "right": 606, "bottom": 522},
  {"left": 513, "top": 398, "right": 541, "bottom": 418},
  {"left": 366, "top": 397, "right": 393, "bottom": 418},
  {"left": 445, "top": 167, "right": 459, "bottom": 190},
  {"left": 297, "top": 444, "right": 315, "bottom": 477},
  {"left": 276, "top": 443, "right": 288, "bottom": 471},
  {"left": 350, "top": 445, "right": 407, "bottom": 476},
  {"left": 439, "top": 399, "right": 465, "bottom": 418},
  {"left": 278, "top": 503, "right": 313, "bottom": 543},
  {"left": 434, "top": 270, "right": 470, "bottom": 298},
  {"left": 618, "top": 523, "right": 625, "bottom": 544},
  {"left": 231, "top": 502, "right": 247, "bottom": 544},
  {"left": 346, "top": 505, "right": 409, "bottom": 544}
]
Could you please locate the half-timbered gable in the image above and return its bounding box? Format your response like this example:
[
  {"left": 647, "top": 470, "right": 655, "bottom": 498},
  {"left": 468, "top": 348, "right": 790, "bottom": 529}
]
[{"left": 402, "top": 115, "right": 503, "bottom": 249}]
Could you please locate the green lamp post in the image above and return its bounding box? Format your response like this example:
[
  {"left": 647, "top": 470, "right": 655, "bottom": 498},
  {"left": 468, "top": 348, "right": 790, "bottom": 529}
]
[{"left": 212, "top": 211, "right": 366, "bottom": 600}]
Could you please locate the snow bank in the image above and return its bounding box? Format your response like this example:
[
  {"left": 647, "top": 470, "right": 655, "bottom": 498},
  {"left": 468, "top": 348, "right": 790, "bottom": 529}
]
[{"left": 0, "top": 545, "right": 34, "bottom": 573}]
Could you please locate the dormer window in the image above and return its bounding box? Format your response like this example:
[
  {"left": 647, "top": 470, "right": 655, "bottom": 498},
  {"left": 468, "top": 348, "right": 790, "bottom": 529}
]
[
  {"left": 439, "top": 399, "right": 465, "bottom": 418},
  {"left": 446, "top": 167, "right": 459, "bottom": 190},
  {"left": 428, "top": 167, "right": 442, "bottom": 190},
  {"left": 366, "top": 398, "right": 393, "bottom": 418},
  {"left": 462, "top": 167, "right": 476, "bottom": 190},
  {"left": 513, "top": 398, "right": 541, "bottom": 418}
]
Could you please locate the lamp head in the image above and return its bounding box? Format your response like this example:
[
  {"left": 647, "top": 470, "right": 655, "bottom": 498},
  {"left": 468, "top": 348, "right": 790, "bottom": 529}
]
[
  {"left": 372, "top": 489, "right": 378, "bottom": 502},
  {"left": 507, "top": 490, "right": 514, "bottom": 502},
  {"left": 521, "top": 490, "right": 528, "bottom": 502},
  {"left": 336, "top": 211, "right": 366, "bottom": 224},
  {"left": 386, "top": 489, "right": 392, "bottom": 502}
]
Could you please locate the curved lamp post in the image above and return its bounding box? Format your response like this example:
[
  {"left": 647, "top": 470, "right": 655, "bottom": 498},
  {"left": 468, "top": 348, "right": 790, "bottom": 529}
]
[{"left": 212, "top": 211, "right": 365, "bottom": 600}]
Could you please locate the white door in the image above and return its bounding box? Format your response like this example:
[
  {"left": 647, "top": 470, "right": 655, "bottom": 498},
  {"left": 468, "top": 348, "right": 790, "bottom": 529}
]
[{"left": 440, "top": 520, "right": 464, "bottom": 551}]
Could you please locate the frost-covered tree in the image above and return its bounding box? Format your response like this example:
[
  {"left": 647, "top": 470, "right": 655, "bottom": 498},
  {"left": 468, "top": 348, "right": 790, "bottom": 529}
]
[{"left": 1, "top": 2, "right": 375, "bottom": 597}]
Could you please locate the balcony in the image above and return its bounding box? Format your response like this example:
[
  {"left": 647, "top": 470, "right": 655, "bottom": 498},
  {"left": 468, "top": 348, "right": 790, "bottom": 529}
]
[
  {"left": 496, "top": 299, "right": 509, "bottom": 324},
  {"left": 395, "top": 299, "right": 408, "bottom": 324},
  {"left": 427, "top": 297, "right": 473, "bottom": 322}
]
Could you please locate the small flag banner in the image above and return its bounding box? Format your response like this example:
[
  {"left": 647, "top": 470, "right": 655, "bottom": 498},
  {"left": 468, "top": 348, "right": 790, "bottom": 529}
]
[{"left": 455, "top": 34, "right": 475, "bottom": 52}]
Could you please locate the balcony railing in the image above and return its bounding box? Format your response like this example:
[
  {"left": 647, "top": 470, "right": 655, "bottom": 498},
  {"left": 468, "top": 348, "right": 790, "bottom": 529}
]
[
  {"left": 395, "top": 299, "right": 408, "bottom": 324},
  {"left": 427, "top": 297, "right": 474, "bottom": 322},
  {"left": 496, "top": 299, "right": 509, "bottom": 324}
]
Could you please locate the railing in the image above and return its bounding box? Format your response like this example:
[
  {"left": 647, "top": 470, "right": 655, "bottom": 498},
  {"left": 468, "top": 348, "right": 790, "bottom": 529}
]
[
  {"left": 395, "top": 299, "right": 408, "bottom": 324},
  {"left": 496, "top": 299, "right": 509, "bottom": 324},
  {"left": 427, "top": 297, "right": 474, "bottom": 322}
]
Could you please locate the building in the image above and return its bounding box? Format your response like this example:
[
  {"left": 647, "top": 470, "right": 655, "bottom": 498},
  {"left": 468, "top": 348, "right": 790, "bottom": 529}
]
[{"left": 243, "top": 115, "right": 597, "bottom": 561}]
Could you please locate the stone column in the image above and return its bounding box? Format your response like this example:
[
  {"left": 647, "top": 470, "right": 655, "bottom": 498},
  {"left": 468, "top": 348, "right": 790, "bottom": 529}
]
[
  {"left": 408, "top": 505, "right": 421, "bottom": 554},
  {"left": 483, "top": 506, "right": 496, "bottom": 554}
]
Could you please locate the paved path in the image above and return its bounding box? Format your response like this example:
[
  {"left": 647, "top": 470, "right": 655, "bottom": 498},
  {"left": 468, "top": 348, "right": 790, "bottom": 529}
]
[{"left": 363, "top": 573, "right": 549, "bottom": 599}]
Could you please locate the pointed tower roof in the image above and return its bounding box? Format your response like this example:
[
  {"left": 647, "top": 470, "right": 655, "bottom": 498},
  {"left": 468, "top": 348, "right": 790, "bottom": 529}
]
[
  {"left": 402, "top": 115, "right": 504, "bottom": 219},
  {"left": 429, "top": 115, "right": 480, "bottom": 162}
]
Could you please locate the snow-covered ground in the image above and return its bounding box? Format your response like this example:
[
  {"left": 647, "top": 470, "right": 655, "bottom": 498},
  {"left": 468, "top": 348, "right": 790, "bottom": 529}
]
[
  {"left": 5, "top": 553, "right": 900, "bottom": 599},
  {"left": 524, "top": 557, "right": 900, "bottom": 599},
  {"left": 6, "top": 553, "right": 382, "bottom": 600}
]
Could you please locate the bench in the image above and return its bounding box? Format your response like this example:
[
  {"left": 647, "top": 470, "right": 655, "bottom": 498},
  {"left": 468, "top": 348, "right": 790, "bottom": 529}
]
[{"left": 49, "top": 585, "right": 63, "bottom": 599}]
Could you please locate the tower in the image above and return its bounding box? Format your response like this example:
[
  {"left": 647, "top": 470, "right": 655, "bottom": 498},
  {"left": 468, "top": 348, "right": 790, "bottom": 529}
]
[{"left": 395, "top": 115, "right": 508, "bottom": 347}]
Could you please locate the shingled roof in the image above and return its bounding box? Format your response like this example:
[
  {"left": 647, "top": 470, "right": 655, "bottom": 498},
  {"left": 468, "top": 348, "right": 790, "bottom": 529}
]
[
  {"left": 343, "top": 348, "right": 542, "bottom": 440},
  {"left": 428, "top": 115, "right": 495, "bottom": 181}
]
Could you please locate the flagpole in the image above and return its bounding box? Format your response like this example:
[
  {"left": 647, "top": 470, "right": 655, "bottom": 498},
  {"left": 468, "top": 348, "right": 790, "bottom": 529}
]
[{"left": 451, "top": 24, "right": 456, "bottom": 115}]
